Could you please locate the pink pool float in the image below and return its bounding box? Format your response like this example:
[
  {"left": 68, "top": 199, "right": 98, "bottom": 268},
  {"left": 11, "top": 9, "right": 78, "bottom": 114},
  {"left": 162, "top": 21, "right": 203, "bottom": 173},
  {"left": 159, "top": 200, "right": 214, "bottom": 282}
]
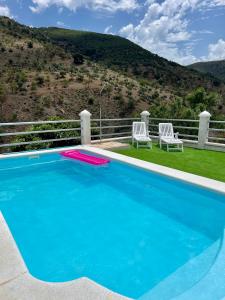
[{"left": 61, "top": 150, "right": 110, "bottom": 165}]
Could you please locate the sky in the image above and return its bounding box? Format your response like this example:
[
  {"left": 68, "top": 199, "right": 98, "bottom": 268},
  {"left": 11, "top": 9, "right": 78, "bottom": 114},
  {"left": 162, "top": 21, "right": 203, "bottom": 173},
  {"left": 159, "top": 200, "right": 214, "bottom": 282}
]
[{"left": 0, "top": 0, "right": 225, "bottom": 65}]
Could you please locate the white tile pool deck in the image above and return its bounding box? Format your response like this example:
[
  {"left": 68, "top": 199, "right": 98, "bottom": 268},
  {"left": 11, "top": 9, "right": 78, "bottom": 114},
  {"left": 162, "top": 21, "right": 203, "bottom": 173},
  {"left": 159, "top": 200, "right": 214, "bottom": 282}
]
[{"left": 0, "top": 145, "right": 225, "bottom": 300}]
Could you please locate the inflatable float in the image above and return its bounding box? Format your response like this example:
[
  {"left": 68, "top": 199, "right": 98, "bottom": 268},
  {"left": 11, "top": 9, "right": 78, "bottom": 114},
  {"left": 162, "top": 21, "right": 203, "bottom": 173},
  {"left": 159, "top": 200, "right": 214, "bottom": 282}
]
[{"left": 61, "top": 150, "right": 110, "bottom": 165}]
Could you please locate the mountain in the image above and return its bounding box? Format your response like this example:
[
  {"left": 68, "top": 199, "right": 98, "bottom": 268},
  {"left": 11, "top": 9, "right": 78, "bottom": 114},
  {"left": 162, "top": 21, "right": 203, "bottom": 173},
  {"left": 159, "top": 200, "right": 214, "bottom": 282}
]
[
  {"left": 0, "top": 16, "right": 224, "bottom": 124},
  {"left": 40, "top": 27, "right": 222, "bottom": 91},
  {"left": 189, "top": 60, "right": 225, "bottom": 82}
]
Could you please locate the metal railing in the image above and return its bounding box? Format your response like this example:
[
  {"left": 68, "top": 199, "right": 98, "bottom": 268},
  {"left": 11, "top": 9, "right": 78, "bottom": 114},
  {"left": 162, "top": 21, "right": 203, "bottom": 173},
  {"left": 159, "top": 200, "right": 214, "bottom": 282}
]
[
  {"left": 90, "top": 116, "right": 225, "bottom": 151},
  {"left": 208, "top": 120, "right": 225, "bottom": 144},
  {"left": 90, "top": 116, "right": 202, "bottom": 145},
  {"left": 0, "top": 112, "right": 224, "bottom": 153},
  {"left": 0, "top": 119, "right": 81, "bottom": 153},
  {"left": 91, "top": 118, "right": 140, "bottom": 141}
]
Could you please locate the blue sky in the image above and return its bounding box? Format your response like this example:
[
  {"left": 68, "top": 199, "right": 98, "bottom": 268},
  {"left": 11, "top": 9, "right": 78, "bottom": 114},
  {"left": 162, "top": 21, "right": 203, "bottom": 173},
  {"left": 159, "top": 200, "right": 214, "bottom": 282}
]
[{"left": 0, "top": 0, "right": 225, "bottom": 65}]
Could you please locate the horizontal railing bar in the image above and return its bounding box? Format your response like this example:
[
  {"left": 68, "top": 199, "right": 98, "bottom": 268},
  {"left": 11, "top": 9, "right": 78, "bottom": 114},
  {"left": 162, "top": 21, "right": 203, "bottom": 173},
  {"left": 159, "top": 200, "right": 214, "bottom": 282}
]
[
  {"left": 0, "top": 136, "right": 80, "bottom": 147},
  {"left": 206, "top": 141, "right": 225, "bottom": 147},
  {"left": 92, "top": 132, "right": 131, "bottom": 138},
  {"left": 0, "top": 120, "right": 80, "bottom": 126},
  {"left": 182, "top": 139, "right": 198, "bottom": 144},
  {"left": 173, "top": 126, "right": 199, "bottom": 130},
  {"left": 149, "top": 131, "right": 198, "bottom": 138},
  {"left": 149, "top": 118, "right": 199, "bottom": 122},
  {"left": 178, "top": 134, "right": 198, "bottom": 138},
  {"left": 91, "top": 136, "right": 132, "bottom": 143},
  {"left": 0, "top": 128, "right": 81, "bottom": 137},
  {"left": 208, "top": 137, "right": 225, "bottom": 141},
  {"left": 92, "top": 118, "right": 140, "bottom": 122},
  {"left": 209, "top": 128, "right": 225, "bottom": 132},
  {"left": 149, "top": 124, "right": 199, "bottom": 130},
  {"left": 91, "top": 125, "right": 132, "bottom": 130},
  {"left": 210, "top": 120, "right": 225, "bottom": 124}
]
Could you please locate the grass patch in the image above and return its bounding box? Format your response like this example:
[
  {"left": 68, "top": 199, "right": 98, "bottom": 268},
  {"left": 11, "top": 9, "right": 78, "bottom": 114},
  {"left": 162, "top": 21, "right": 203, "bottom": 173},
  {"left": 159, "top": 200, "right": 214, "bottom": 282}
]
[{"left": 114, "top": 144, "right": 225, "bottom": 182}]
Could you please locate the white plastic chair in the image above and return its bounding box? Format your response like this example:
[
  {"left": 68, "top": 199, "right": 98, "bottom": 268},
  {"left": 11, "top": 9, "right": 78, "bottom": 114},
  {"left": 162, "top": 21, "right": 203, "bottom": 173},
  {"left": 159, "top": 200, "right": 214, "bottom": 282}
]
[
  {"left": 159, "top": 123, "right": 183, "bottom": 152},
  {"left": 132, "top": 122, "right": 152, "bottom": 149}
]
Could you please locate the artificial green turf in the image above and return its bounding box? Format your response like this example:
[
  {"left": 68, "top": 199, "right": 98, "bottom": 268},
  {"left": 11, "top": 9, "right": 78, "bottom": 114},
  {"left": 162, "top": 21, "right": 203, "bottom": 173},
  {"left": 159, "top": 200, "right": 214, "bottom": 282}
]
[{"left": 115, "top": 144, "right": 225, "bottom": 182}]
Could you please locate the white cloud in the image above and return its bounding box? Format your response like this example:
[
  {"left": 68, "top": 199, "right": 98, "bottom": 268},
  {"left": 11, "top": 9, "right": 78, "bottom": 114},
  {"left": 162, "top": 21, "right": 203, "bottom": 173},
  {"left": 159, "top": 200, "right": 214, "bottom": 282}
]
[
  {"left": 57, "top": 21, "right": 65, "bottom": 27},
  {"left": 104, "top": 25, "right": 113, "bottom": 34},
  {"left": 199, "top": 0, "right": 225, "bottom": 8},
  {"left": 207, "top": 39, "right": 225, "bottom": 61},
  {"left": 119, "top": 0, "right": 225, "bottom": 65},
  {"left": 30, "top": 0, "right": 139, "bottom": 13},
  {"left": 0, "top": 5, "right": 11, "bottom": 17}
]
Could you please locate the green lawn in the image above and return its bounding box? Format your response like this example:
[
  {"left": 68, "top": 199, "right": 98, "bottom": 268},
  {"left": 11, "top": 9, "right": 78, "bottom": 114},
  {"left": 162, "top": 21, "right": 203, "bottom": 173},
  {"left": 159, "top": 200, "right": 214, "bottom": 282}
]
[{"left": 115, "top": 144, "right": 225, "bottom": 182}]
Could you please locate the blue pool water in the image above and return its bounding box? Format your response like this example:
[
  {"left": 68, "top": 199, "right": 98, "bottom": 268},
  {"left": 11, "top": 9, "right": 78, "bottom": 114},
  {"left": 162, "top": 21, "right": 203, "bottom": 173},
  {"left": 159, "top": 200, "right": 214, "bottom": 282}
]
[{"left": 0, "top": 152, "right": 225, "bottom": 299}]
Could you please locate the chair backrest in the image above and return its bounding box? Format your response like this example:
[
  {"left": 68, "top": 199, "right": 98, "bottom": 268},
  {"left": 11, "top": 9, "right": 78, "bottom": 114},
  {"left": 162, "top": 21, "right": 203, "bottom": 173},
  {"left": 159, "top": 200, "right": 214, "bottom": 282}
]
[
  {"left": 159, "top": 123, "right": 174, "bottom": 138},
  {"left": 132, "top": 122, "right": 147, "bottom": 137}
]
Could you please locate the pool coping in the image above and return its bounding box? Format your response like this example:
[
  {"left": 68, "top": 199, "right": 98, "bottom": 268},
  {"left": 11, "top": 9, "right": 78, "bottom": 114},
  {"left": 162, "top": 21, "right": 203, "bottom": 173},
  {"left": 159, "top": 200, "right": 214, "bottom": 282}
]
[{"left": 0, "top": 145, "right": 225, "bottom": 300}]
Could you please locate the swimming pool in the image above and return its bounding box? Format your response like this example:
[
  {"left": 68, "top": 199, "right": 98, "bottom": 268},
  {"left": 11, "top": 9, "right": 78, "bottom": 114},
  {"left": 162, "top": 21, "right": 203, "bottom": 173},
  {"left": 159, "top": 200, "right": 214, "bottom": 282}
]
[{"left": 0, "top": 150, "right": 225, "bottom": 299}]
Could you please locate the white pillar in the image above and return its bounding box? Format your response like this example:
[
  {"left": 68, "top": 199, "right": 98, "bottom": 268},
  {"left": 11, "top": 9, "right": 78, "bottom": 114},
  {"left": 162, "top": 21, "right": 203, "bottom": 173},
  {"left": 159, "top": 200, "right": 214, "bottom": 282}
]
[
  {"left": 198, "top": 111, "right": 211, "bottom": 149},
  {"left": 79, "top": 110, "right": 92, "bottom": 145},
  {"left": 140, "top": 111, "right": 150, "bottom": 129}
]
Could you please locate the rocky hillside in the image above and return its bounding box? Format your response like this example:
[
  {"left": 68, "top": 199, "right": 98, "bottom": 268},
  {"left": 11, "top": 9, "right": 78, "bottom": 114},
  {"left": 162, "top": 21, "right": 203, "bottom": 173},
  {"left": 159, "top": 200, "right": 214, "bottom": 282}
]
[
  {"left": 0, "top": 16, "right": 224, "bottom": 123},
  {"left": 42, "top": 27, "right": 224, "bottom": 92},
  {"left": 189, "top": 60, "right": 225, "bottom": 82}
]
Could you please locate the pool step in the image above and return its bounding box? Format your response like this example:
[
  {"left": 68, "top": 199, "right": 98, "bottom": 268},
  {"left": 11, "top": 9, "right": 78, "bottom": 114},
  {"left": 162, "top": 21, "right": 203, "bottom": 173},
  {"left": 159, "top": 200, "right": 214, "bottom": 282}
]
[
  {"left": 138, "top": 237, "right": 221, "bottom": 300},
  {"left": 174, "top": 230, "right": 225, "bottom": 300}
]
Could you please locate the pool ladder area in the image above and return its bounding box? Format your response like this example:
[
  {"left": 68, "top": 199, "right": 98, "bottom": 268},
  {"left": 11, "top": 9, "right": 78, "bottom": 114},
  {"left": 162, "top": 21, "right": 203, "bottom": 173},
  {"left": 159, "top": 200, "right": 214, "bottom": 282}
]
[{"left": 138, "top": 233, "right": 224, "bottom": 300}]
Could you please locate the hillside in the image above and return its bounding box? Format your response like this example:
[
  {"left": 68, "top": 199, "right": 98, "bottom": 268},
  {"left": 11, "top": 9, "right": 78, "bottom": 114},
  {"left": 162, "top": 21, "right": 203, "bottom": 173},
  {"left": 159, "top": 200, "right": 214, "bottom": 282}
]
[
  {"left": 189, "top": 60, "right": 225, "bottom": 82},
  {"left": 0, "top": 16, "right": 224, "bottom": 124},
  {"left": 41, "top": 27, "right": 222, "bottom": 91}
]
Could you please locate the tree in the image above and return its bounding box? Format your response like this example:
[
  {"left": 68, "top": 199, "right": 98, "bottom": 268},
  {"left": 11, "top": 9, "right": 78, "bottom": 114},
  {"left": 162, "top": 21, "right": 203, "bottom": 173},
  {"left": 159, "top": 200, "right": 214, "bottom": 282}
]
[
  {"left": 186, "top": 87, "right": 219, "bottom": 110},
  {"left": 73, "top": 54, "right": 84, "bottom": 65},
  {"left": 27, "top": 41, "right": 33, "bottom": 49},
  {"left": 15, "top": 71, "right": 27, "bottom": 91}
]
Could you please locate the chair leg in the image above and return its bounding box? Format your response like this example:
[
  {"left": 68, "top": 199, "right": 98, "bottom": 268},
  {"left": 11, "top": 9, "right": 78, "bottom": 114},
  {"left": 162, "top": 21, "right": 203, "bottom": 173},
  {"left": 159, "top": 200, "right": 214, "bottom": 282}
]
[
  {"left": 137, "top": 141, "right": 139, "bottom": 149},
  {"left": 160, "top": 140, "right": 162, "bottom": 149},
  {"left": 167, "top": 144, "right": 169, "bottom": 152}
]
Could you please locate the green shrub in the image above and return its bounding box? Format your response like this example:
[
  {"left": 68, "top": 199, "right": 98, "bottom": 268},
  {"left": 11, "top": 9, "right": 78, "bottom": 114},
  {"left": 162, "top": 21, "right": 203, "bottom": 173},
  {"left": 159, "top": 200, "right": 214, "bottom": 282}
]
[
  {"left": 27, "top": 41, "right": 33, "bottom": 48},
  {"left": 36, "top": 75, "right": 45, "bottom": 86},
  {"left": 11, "top": 116, "right": 81, "bottom": 152}
]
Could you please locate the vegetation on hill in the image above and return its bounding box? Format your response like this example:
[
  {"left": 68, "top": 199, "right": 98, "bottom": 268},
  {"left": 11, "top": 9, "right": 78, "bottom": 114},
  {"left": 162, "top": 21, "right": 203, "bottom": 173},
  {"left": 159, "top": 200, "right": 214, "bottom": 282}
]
[
  {"left": 0, "top": 16, "right": 224, "bottom": 127},
  {"left": 189, "top": 60, "right": 225, "bottom": 82},
  {"left": 150, "top": 87, "right": 222, "bottom": 119},
  {"left": 42, "top": 27, "right": 223, "bottom": 92}
]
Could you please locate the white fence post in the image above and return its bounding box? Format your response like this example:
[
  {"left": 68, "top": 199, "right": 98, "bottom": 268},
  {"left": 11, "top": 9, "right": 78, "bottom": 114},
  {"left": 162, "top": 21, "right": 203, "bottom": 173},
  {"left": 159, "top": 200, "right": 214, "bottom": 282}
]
[
  {"left": 140, "top": 111, "right": 150, "bottom": 129},
  {"left": 79, "top": 110, "right": 91, "bottom": 145},
  {"left": 198, "top": 111, "right": 211, "bottom": 149}
]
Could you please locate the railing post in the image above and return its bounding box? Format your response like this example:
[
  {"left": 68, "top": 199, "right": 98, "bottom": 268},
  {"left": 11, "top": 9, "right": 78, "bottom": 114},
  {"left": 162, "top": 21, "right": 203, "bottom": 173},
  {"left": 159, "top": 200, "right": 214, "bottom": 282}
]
[
  {"left": 79, "top": 110, "right": 92, "bottom": 145},
  {"left": 140, "top": 110, "right": 150, "bottom": 129},
  {"left": 198, "top": 111, "right": 211, "bottom": 149}
]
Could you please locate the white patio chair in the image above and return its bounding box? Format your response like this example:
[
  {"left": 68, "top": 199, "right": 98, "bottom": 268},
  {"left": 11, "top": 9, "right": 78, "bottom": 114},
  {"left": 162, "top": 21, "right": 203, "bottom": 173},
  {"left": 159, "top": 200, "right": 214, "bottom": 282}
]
[
  {"left": 132, "top": 122, "right": 152, "bottom": 149},
  {"left": 159, "top": 123, "right": 183, "bottom": 152}
]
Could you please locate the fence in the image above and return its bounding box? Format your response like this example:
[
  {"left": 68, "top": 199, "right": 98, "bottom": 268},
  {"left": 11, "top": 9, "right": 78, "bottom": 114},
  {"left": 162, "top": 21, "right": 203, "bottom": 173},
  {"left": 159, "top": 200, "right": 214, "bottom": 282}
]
[
  {"left": 0, "top": 110, "right": 224, "bottom": 153},
  {"left": 0, "top": 119, "right": 81, "bottom": 153}
]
